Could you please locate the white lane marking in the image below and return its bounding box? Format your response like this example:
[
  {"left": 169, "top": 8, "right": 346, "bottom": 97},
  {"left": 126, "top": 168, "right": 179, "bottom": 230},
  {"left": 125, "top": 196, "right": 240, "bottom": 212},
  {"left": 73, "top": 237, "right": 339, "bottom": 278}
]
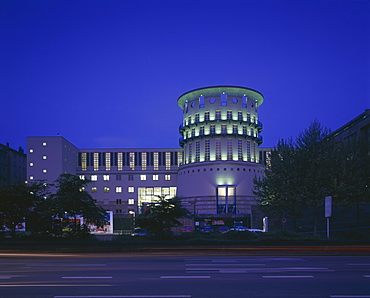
[
  {"left": 263, "top": 275, "right": 314, "bottom": 278},
  {"left": 364, "top": 275, "right": 370, "bottom": 277},
  {"left": 186, "top": 264, "right": 265, "bottom": 267},
  {"left": 55, "top": 296, "right": 191, "bottom": 298},
  {"left": 0, "top": 277, "right": 12, "bottom": 279},
  {"left": 330, "top": 296, "right": 370, "bottom": 297},
  {"left": 219, "top": 270, "right": 247, "bottom": 273},
  {"left": 281, "top": 267, "right": 328, "bottom": 270},
  {"left": 26, "top": 264, "right": 106, "bottom": 267},
  {"left": 62, "top": 277, "right": 113, "bottom": 279},
  {"left": 161, "top": 276, "right": 210, "bottom": 279}
]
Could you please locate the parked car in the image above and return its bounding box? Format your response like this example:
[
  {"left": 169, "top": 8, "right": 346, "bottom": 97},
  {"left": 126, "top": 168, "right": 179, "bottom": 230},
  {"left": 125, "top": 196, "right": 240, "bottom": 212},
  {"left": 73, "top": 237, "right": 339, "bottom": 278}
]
[
  {"left": 218, "top": 226, "right": 230, "bottom": 233},
  {"left": 182, "top": 226, "right": 194, "bottom": 233},
  {"left": 247, "top": 228, "right": 264, "bottom": 233},
  {"left": 131, "top": 227, "right": 151, "bottom": 236},
  {"left": 198, "top": 226, "right": 214, "bottom": 233},
  {"left": 232, "top": 226, "right": 248, "bottom": 231}
]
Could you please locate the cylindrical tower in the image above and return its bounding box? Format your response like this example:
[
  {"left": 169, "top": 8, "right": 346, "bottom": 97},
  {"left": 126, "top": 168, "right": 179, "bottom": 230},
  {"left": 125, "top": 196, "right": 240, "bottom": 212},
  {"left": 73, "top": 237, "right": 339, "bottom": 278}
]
[{"left": 176, "top": 86, "right": 264, "bottom": 219}]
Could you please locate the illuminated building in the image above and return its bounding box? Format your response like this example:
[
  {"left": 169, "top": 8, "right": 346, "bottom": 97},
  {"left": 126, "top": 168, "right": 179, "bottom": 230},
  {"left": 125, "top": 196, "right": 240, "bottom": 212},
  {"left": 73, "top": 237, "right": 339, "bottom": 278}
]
[
  {"left": 26, "top": 86, "right": 267, "bottom": 231},
  {"left": 176, "top": 86, "right": 265, "bottom": 220}
]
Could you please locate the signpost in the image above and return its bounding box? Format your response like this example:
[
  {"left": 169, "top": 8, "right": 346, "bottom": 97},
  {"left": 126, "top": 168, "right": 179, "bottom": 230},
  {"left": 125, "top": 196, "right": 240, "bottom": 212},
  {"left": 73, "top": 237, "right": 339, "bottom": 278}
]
[{"left": 325, "top": 196, "right": 332, "bottom": 239}]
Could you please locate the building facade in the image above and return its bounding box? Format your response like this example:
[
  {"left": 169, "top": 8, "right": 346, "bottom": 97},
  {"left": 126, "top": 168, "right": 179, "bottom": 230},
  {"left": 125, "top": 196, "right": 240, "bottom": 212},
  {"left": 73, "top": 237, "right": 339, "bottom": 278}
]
[
  {"left": 330, "top": 109, "right": 370, "bottom": 142},
  {"left": 0, "top": 143, "right": 26, "bottom": 186},
  {"left": 176, "top": 86, "right": 265, "bottom": 218}
]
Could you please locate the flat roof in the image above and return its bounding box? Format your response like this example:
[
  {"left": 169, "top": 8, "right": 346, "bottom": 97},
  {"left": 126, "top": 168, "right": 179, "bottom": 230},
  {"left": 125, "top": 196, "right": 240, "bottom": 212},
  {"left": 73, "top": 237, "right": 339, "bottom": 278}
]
[{"left": 177, "top": 86, "right": 264, "bottom": 109}]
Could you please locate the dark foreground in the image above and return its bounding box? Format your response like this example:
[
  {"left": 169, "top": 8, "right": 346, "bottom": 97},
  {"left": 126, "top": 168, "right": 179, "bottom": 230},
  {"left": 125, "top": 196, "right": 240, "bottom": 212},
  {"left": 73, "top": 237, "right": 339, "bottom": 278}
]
[
  {"left": 1, "top": 252, "right": 370, "bottom": 297},
  {"left": 1, "top": 239, "right": 370, "bottom": 255}
]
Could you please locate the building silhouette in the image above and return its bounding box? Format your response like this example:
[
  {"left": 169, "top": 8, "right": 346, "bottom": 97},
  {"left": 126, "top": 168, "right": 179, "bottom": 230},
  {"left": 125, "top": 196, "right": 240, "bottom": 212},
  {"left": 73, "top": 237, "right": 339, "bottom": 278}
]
[{"left": 0, "top": 143, "right": 26, "bottom": 186}]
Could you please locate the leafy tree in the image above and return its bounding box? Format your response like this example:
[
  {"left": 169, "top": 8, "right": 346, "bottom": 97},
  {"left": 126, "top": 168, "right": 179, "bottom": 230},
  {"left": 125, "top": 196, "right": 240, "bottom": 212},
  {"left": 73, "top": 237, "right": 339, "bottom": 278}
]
[
  {"left": 255, "top": 120, "right": 336, "bottom": 234},
  {"left": 254, "top": 138, "right": 305, "bottom": 231},
  {"left": 295, "top": 120, "right": 335, "bottom": 234},
  {"left": 136, "top": 196, "right": 191, "bottom": 238},
  {"left": 0, "top": 182, "right": 48, "bottom": 235},
  {"left": 49, "top": 174, "right": 106, "bottom": 233},
  {"left": 335, "top": 135, "right": 370, "bottom": 228}
]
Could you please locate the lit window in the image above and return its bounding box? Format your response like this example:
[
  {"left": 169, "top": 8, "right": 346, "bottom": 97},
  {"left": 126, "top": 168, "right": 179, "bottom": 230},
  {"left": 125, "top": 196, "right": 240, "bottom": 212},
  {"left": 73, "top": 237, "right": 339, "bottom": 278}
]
[
  {"left": 205, "top": 140, "right": 210, "bottom": 161},
  {"left": 166, "top": 152, "right": 171, "bottom": 170},
  {"left": 104, "top": 187, "right": 110, "bottom": 193},
  {"left": 117, "top": 152, "right": 123, "bottom": 171},
  {"left": 177, "top": 151, "right": 183, "bottom": 166},
  {"left": 233, "top": 125, "right": 238, "bottom": 134},
  {"left": 29, "top": 149, "right": 34, "bottom": 153},
  {"left": 204, "top": 111, "right": 210, "bottom": 121},
  {"left": 42, "top": 169, "right": 47, "bottom": 173},
  {"left": 221, "top": 125, "right": 227, "bottom": 134},
  {"left": 195, "top": 141, "right": 200, "bottom": 162},
  {"left": 141, "top": 152, "right": 147, "bottom": 170},
  {"left": 216, "top": 140, "right": 221, "bottom": 160},
  {"left": 215, "top": 110, "right": 221, "bottom": 120},
  {"left": 29, "top": 162, "right": 34, "bottom": 167},
  {"left": 91, "top": 175, "right": 98, "bottom": 181},
  {"left": 153, "top": 175, "right": 159, "bottom": 181},
  {"left": 227, "top": 110, "right": 232, "bottom": 120},
  {"left": 188, "top": 143, "right": 192, "bottom": 163},
  {"left": 79, "top": 175, "right": 85, "bottom": 180},
  {"left": 128, "top": 187, "right": 134, "bottom": 193},
  {"left": 29, "top": 176, "right": 34, "bottom": 180},
  {"left": 200, "top": 126, "right": 205, "bottom": 136},
  {"left": 94, "top": 153, "right": 99, "bottom": 171},
  {"left": 92, "top": 187, "right": 97, "bottom": 193},
  {"left": 116, "top": 187, "right": 122, "bottom": 193},
  {"left": 42, "top": 142, "right": 47, "bottom": 146},
  {"left": 128, "top": 198, "right": 134, "bottom": 205},
  {"left": 105, "top": 152, "right": 111, "bottom": 171},
  {"left": 154, "top": 152, "right": 159, "bottom": 171},
  {"left": 130, "top": 152, "right": 135, "bottom": 170},
  {"left": 140, "top": 175, "right": 147, "bottom": 181},
  {"left": 103, "top": 175, "right": 110, "bottom": 181},
  {"left": 227, "top": 139, "right": 233, "bottom": 160},
  {"left": 238, "top": 140, "right": 243, "bottom": 161},
  {"left": 165, "top": 175, "right": 171, "bottom": 181},
  {"left": 238, "top": 111, "right": 243, "bottom": 121},
  {"left": 81, "top": 153, "right": 87, "bottom": 171}
]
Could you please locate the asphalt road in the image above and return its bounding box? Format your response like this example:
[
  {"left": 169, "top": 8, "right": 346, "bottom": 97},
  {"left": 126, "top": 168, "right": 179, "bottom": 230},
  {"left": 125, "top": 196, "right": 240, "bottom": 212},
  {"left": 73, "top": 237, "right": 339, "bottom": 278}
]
[{"left": 1, "top": 252, "right": 370, "bottom": 298}]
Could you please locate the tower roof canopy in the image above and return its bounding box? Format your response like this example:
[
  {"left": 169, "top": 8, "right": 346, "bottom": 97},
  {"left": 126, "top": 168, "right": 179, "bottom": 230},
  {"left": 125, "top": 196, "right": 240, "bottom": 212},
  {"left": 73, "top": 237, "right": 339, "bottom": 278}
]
[{"left": 177, "top": 86, "right": 264, "bottom": 109}]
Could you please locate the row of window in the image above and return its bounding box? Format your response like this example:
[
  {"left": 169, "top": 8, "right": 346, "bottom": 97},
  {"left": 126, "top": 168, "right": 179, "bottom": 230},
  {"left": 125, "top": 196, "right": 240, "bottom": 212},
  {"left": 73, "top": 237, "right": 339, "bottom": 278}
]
[
  {"left": 183, "top": 111, "right": 258, "bottom": 126},
  {"left": 79, "top": 151, "right": 182, "bottom": 172},
  {"left": 79, "top": 174, "right": 171, "bottom": 181},
  {"left": 178, "top": 167, "right": 262, "bottom": 175},
  {"left": 184, "top": 139, "right": 258, "bottom": 163},
  {"left": 182, "top": 125, "right": 258, "bottom": 139},
  {"left": 184, "top": 94, "right": 257, "bottom": 112},
  {"left": 92, "top": 186, "right": 136, "bottom": 193}
]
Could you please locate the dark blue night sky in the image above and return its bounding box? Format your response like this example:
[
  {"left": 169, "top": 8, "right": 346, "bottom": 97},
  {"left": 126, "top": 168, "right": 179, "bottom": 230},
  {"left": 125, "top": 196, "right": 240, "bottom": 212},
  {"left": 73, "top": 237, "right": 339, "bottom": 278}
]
[{"left": 1, "top": 0, "right": 369, "bottom": 150}]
